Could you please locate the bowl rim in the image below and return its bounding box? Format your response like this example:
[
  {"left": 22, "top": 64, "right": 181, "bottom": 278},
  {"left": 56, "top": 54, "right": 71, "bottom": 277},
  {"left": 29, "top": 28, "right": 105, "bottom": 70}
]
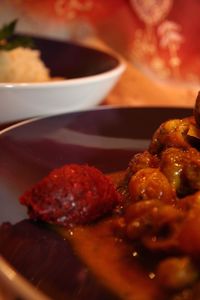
[
  {"left": 0, "top": 256, "right": 51, "bottom": 300},
  {"left": 0, "top": 106, "right": 193, "bottom": 300},
  {"left": 0, "top": 51, "right": 126, "bottom": 89}
]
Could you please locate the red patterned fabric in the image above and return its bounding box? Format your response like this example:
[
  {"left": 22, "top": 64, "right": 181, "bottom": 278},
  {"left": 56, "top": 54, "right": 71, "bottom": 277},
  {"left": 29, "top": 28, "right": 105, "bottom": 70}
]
[{"left": 5, "top": 0, "right": 200, "bottom": 83}]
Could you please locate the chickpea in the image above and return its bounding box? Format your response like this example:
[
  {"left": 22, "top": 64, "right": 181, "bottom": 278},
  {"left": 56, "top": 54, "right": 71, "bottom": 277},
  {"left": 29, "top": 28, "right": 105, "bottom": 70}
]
[
  {"left": 125, "top": 218, "right": 148, "bottom": 240},
  {"left": 125, "top": 200, "right": 161, "bottom": 222},
  {"left": 141, "top": 204, "right": 184, "bottom": 252},
  {"left": 194, "top": 91, "right": 200, "bottom": 128},
  {"left": 124, "top": 200, "right": 184, "bottom": 251},
  {"left": 160, "top": 147, "right": 200, "bottom": 197},
  {"left": 127, "top": 151, "right": 159, "bottom": 176},
  {"left": 156, "top": 257, "right": 198, "bottom": 290},
  {"left": 178, "top": 207, "right": 200, "bottom": 256},
  {"left": 178, "top": 191, "right": 200, "bottom": 212},
  {"left": 184, "top": 147, "right": 200, "bottom": 191},
  {"left": 160, "top": 147, "right": 185, "bottom": 194},
  {"left": 128, "top": 168, "right": 175, "bottom": 204},
  {"left": 149, "top": 119, "right": 190, "bottom": 155}
]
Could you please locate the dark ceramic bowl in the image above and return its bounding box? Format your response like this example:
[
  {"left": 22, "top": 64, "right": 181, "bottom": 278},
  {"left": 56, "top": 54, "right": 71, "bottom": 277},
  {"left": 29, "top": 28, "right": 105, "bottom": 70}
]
[{"left": 0, "top": 107, "right": 192, "bottom": 299}]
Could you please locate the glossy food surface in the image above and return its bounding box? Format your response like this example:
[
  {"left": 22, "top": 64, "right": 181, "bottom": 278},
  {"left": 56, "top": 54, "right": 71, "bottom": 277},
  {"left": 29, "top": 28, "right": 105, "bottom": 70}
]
[{"left": 0, "top": 107, "right": 192, "bottom": 299}]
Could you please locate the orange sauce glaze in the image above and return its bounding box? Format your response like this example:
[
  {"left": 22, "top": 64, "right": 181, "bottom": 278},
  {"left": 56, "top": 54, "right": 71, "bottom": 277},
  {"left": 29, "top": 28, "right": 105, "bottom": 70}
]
[{"left": 57, "top": 172, "right": 164, "bottom": 300}]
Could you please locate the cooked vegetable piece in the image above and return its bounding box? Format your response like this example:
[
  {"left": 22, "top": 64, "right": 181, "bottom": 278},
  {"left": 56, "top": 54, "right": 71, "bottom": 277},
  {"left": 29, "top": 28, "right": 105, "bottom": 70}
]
[
  {"left": 156, "top": 257, "right": 198, "bottom": 290},
  {"left": 194, "top": 91, "right": 200, "bottom": 128},
  {"left": 128, "top": 168, "right": 175, "bottom": 204}
]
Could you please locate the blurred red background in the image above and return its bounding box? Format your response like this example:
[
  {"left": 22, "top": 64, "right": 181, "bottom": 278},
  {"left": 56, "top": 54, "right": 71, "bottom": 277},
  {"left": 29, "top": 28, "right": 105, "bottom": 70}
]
[{"left": 5, "top": 0, "right": 200, "bottom": 84}]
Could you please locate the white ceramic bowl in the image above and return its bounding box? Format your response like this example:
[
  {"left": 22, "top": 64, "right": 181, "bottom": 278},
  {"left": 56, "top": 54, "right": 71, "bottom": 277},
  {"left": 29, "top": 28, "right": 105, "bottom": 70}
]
[{"left": 0, "top": 36, "right": 125, "bottom": 124}]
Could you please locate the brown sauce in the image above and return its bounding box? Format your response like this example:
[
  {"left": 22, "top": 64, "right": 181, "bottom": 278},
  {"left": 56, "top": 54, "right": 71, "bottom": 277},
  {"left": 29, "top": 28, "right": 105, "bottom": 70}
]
[
  {"left": 56, "top": 171, "right": 164, "bottom": 300},
  {"left": 0, "top": 171, "right": 164, "bottom": 300},
  {"left": 0, "top": 172, "right": 186, "bottom": 299},
  {"left": 59, "top": 218, "right": 163, "bottom": 300}
]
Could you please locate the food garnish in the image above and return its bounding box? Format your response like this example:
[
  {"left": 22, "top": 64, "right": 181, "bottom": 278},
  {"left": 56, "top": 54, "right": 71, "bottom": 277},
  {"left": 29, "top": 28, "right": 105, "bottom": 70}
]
[
  {"left": 0, "top": 19, "right": 33, "bottom": 51},
  {"left": 0, "top": 19, "right": 51, "bottom": 83}
]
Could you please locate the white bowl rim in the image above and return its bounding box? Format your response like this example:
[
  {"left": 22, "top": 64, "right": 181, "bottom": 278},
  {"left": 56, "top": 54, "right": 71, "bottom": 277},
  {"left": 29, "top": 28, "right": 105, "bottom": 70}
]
[{"left": 0, "top": 53, "right": 126, "bottom": 89}]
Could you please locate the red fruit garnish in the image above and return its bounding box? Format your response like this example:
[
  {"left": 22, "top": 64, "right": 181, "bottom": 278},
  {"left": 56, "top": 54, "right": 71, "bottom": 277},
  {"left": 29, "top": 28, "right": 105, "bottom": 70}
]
[{"left": 20, "top": 164, "right": 122, "bottom": 227}]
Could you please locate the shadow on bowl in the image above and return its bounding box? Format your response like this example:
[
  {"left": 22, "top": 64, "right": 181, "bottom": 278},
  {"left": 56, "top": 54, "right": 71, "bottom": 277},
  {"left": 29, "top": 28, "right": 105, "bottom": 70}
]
[{"left": 31, "top": 35, "right": 121, "bottom": 79}]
